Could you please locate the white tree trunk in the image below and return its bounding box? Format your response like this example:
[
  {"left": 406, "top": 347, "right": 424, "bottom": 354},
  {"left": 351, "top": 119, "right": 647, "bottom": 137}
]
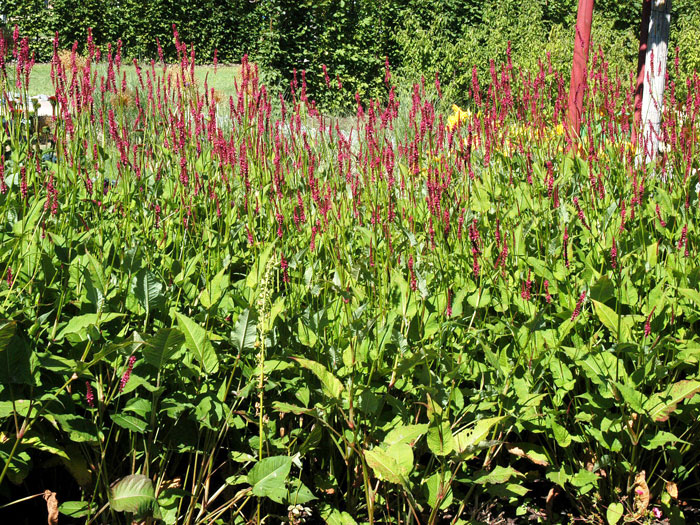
[{"left": 641, "top": 0, "right": 672, "bottom": 162}]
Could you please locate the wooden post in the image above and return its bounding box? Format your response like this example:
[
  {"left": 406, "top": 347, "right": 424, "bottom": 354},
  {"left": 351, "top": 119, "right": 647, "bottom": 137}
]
[
  {"left": 641, "top": 0, "right": 672, "bottom": 162},
  {"left": 633, "top": 0, "right": 652, "bottom": 144},
  {"left": 567, "top": 0, "right": 595, "bottom": 135}
]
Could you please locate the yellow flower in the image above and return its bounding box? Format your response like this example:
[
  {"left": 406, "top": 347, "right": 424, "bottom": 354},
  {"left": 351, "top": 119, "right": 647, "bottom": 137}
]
[
  {"left": 447, "top": 104, "right": 471, "bottom": 130},
  {"left": 555, "top": 123, "right": 565, "bottom": 136}
]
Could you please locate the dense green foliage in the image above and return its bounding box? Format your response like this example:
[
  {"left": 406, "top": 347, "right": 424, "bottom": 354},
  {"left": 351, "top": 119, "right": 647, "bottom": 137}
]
[
  {"left": 2, "top": 1, "right": 700, "bottom": 111},
  {"left": 1, "top": 27, "right": 700, "bottom": 523}
]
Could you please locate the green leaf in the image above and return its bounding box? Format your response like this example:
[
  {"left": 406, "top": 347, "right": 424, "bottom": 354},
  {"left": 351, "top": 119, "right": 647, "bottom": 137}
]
[
  {"left": 23, "top": 433, "right": 69, "bottom": 459},
  {"left": 200, "top": 267, "right": 229, "bottom": 309},
  {"left": 645, "top": 380, "right": 700, "bottom": 422},
  {"left": 293, "top": 358, "right": 344, "bottom": 400},
  {"left": 0, "top": 321, "right": 17, "bottom": 350},
  {"left": 473, "top": 465, "right": 521, "bottom": 485},
  {"left": 319, "top": 504, "right": 358, "bottom": 525},
  {"left": 111, "top": 413, "right": 148, "bottom": 433},
  {"left": 606, "top": 502, "right": 624, "bottom": 525},
  {"left": 425, "top": 471, "right": 453, "bottom": 510},
  {"left": 427, "top": 420, "right": 454, "bottom": 456},
  {"left": 551, "top": 421, "right": 571, "bottom": 447},
  {"left": 641, "top": 430, "right": 686, "bottom": 450},
  {"left": 383, "top": 424, "right": 428, "bottom": 446},
  {"left": 364, "top": 443, "right": 413, "bottom": 485},
  {"left": 232, "top": 308, "right": 257, "bottom": 352},
  {"left": 248, "top": 456, "right": 293, "bottom": 503},
  {"left": 143, "top": 328, "right": 185, "bottom": 369},
  {"left": 679, "top": 288, "right": 700, "bottom": 307},
  {"left": 592, "top": 299, "right": 626, "bottom": 340},
  {"left": 55, "top": 313, "right": 124, "bottom": 341},
  {"left": 0, "top": 331, "right": 35, "bottom": 385},
  {"left": 110, "top": 474, "right": 157, "bottom": 515},
  {"left": 131, "top": 269, "right": 165, "bottom": 314},
  {"left": 50, "top": 414, "right": 99, "bottom": 442},
  {"left": 287, "top": 479, "right": 317, "bottom": 504},
  {"left": 175, "top": 312, "right": 219, "bottom": 374},
  {"left": 454, "top": 416, "right": 505, "bottom": 453},
  {"left": 615, "top": 382, "right": 646, "bottom": 414},
  {"left": 59, "top": 501, "right": 97, "bottom": 518}
]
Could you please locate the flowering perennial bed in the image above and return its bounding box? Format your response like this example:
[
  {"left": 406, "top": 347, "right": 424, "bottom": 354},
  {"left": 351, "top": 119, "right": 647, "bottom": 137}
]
[{"left": 1, "top": 29, "right": 700, "bottom": 524}]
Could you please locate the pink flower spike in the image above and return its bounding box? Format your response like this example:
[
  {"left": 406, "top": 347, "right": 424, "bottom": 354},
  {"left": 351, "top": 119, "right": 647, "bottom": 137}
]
[
  {"left": 86, "top": 381, "right": 94, "bottom": 407},
  {"left": 119, "top": 355, "right": 136, "bottom": 393},
  {"left": 571, "top": 291, "right": 586, "bottom": 321}
]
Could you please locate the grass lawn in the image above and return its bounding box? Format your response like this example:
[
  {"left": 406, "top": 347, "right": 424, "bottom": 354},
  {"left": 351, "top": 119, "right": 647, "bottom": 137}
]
[{"left": 20, "top": 62, "right": 241, "bottom": 98}]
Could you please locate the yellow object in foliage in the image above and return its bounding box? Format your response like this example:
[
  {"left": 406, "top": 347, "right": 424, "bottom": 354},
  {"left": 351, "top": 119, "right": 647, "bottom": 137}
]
[{"left": 447, "top": 105, "right": 471, "bottom": 130}]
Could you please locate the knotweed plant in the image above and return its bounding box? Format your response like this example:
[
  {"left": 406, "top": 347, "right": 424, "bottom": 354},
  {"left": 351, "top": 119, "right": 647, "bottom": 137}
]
[{"left": 0, "top": 26, "right": 699, "bottom": 525}]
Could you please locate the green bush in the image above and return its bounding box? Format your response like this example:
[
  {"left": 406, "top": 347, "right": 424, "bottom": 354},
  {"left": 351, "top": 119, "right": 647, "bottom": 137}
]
[{"left": 1, "top": 0, "right": 699, "bottom": 112}]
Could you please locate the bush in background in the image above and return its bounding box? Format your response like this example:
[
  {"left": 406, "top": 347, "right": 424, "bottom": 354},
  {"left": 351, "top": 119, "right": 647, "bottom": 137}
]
[{"left": 0, "top": 1, "right": 697, "bottom": 114}]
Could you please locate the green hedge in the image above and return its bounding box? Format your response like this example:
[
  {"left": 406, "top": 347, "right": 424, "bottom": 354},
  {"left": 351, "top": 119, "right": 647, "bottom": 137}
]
[{"left": 2, "top": 1, "right": 699, "bottom": 111}]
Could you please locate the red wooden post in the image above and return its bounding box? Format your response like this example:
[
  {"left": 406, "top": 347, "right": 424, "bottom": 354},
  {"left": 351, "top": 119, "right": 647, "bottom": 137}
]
[
  {"left": 567, "top": 0, "right": 595, "bottom": 135},
  {"left": 633, "top": 0, "right": 652, "bottom": 144}
]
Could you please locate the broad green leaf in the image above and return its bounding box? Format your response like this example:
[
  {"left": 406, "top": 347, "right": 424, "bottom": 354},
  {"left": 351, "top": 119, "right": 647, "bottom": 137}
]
[
  {"left": 0, "top": 400, "right": 32, "bottom": 418},
  {"left": 546, "top": 465, "right": 573, "bottom": 487},
  {"left": 232, "top": 308, "right": 257, "bottom": 352},
  {"left": 297, "top": 318, "right": 318, "bottom": 347},
  {"left": 427, "top": 421, "right": 454, "bottom": 456},
  {"left": 473, "top": 465, "right": 521, "bottom": 485},
  {"left": 0, "top": 321, "right": 16, "bottom": 350},
  {"left": 641, "top": 430, "right": 687, "bottom": 450},
  {"left": 246, "top": 243, "right": 275, "bottom": 290},
  {"left": 319, "top": 504, "right": 358, "bottom": 525},
  {"left": 592, "top": 300, "right": 624, "bottom": 340},
  {"left": 679, "top": 288, "right": 700, "bottom": 307},
  {"left": 0, "top": 330, "right": 35, "bottom": 385},
  {"left": 51, "top": 414, "right": 100, "bottom": 442},
  {"left": 82, "top": 254, "right": 106, "bottom": 311},
  {"left": 175, "top": 312, "right": 219, "bottom": 374},
  {"left": 364, "top": 443, "right": 413, "bottom": 485},
  {"left": 614, "top": 382, "right": 646, "bottom": 414},
  {"left": 383, "top": 424, "right": 428, "bottom": 446},
  {"left": 287, "top": 479, "right": 317, "bottom": 505},
  {"left": 110, "top": 474, "right": 157, "bottom": 515},
  {"left": 143, "top": 328, "right": 185, "bottom": 369},
  {"left": 293, "top": 358, "right": 344, "bottom": 400},
  {"left": 248, "top": 456, "right": 293, "bottom": 503},
  {"left": 645, "top": 380, "right": 700, "bottom": 422},
  {"left": 55, "top": 313, "right": 124, "bottom": 340},
  {"left": 22, "top": 433, "right": 69, "bottom": 459},
  {"left": 111, "top": 413, "right": 148, "bottom": 433},
  {"left": 607, "top": 502, "right": 624, "bottom": 525},
  {"left": 229, "top": 451, "right": 257, "bottom": 463},
  {"left": 200, "top": 267, "right": 229, "bottom": 309},
  {"left": 60, "top": 501, "right": 98, "bottom": 518},
  {"left": 454, "top": 416, "right": 505, "bottom": 453},
  {"left": 132, "top": 269, "right": 165, "bottom": 314},
  {"left": 551, "top": 421, "right": 572, "bottom": 447},
  {"left": 425, "top": 471, "right": 453, "bottom": 510},
  {"left": 571, "top": 468, "right": 599, "bottom": 489}
]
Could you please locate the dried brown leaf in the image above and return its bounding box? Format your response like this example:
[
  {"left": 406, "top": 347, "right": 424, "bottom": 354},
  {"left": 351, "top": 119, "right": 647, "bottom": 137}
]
[
  {"left": 545, "top": 487, "right": 559, "bottom": 521},
  {"left": 666, "top": 481, "right": 678, "bottom": 499},
  {"left": 633, "top": 471, "right": 650, "bottom": 516},
  {"left": 161, "top": 477, "right": 182, "bottom": 490},
  {"left": 43, "top": 490, "right": 58, "bottom": 525}
]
